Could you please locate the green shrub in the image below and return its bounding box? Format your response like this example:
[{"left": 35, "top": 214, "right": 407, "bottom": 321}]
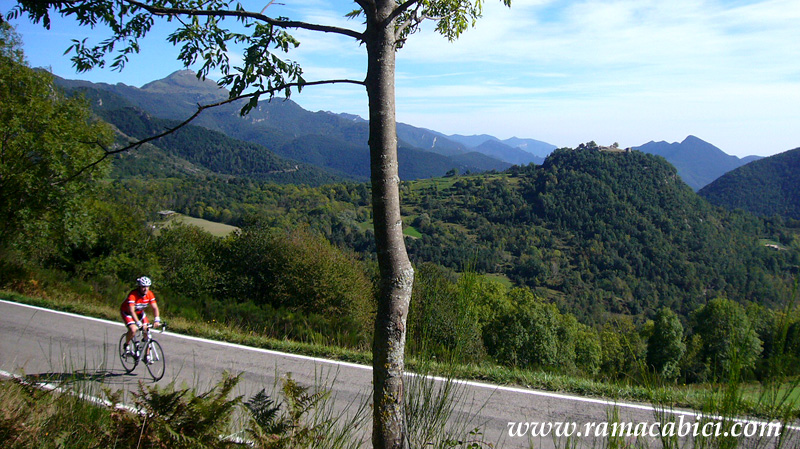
[
  {"left": 224, "top": 227, "right": 372, "bottom": 312},
  {"left": 484, "top": 288, "right": 577, "bottom": 371},
  {"left": 153, "top": 224, "right": 223, "bottom": 299},
  {"left": 218, "top": 226, "right": 375, "bottom": 343},
  {"left": 647, "top": 307, "right": 685, "bottom": 380},
  {"left": 574, "top": 323, "right": 602, "bottom": 376},
  {"left": 599, "top": 316, "right": 646, "bottom": 380},
  {"left": 104, "top": 373, "right": 242, "bottom": 449},
  {"left": 690, "top": 297, "right": 762, "bottom": 382},
  {"left": 407, "top": 263, "right": 486, "bottom": 363}
]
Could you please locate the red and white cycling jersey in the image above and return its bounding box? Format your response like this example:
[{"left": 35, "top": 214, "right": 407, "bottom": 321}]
[{"left": 121, "top": 289, "right": 157, "bottom": 315}]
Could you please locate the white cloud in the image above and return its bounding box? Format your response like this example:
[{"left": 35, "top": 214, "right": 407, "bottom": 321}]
[{"left": 386, "top": 0, "right": 800, "bottom": 155}]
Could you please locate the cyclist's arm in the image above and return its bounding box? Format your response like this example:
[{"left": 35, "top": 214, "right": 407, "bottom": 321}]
[
  {"left": 127, "top": 302, "right": 138, "bottom": 321},
  {"left": 151, "top": 300, "right": 161, "bottom": 327}
]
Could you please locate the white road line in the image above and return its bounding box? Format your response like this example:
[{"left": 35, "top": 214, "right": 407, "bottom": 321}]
[
  {"left": 0, "top": 368, "right": 251, "bottom": 445},
  {"left": 0, "top": 368, "right": 139, "bottom": 413},
  {"left": 2, "top": 298, "right": 797, "bottom": 431}
]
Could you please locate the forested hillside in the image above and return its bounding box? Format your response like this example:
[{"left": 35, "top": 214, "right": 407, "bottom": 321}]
[
  {"left": 699, "top": 147, "right": 800, "bottom": 220},
  {"left": 103, "top": 107, "right": 347, "bottom": 184},
  {"left": 93, "top": 138, "right": 799, "bottom": 325},
  {"left": 400, "top": 144, "right": 798, "bottom": 321},
  {"left": 59, "top": 84, "right": 348, "bottom": 184}
]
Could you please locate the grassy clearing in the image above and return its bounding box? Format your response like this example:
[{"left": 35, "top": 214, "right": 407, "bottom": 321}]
[
  {"left": 405, "top": 173, "right": 515, "bottom": 193},
  {"left": 154, "top": 213, "right": 239, "bottom": 237},
  {"left": 480, "top": 273, "right": 514, "bottom": 289},
  {"left": 356, "top": 220, "right": 424, "bottom": 238},
  {"left": 405, "top": 176, "right": 460, "bottom": 192},
  {"left": 404, "top": 225, "right": 423, "bottom": 238},
  {"left": 759, "top": 238, "right": 789, "bottom": 250}
]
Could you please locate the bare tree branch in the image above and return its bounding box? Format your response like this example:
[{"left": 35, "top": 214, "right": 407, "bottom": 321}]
[
  {"left": 52, "top": 77, "right": 366, "bottom": 186},
  {"left": 387, "top": 0, "right": 424, "bottom": 26},
  {"left": 260, "top": 0, "right": 277, "bottom": 14},
  {"left": 124, "top": 0, "right": 366, "bottom": 41},
  {"left": 395, "top": 3, "right": 426, "bottom": 41}
]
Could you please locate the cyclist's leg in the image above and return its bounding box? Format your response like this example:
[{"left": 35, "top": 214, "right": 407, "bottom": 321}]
[
  {"left": 121, "top": 312, "right": 137, "bottom": 344},
  {"left": 141, "top": 314, "right": 150, "bottom": 336},
  {"left": 141, "top": 315, "right": 151, "bottom": 358},
  {"left": 121, "top": 311, "right": 144, "bottom": 346}
]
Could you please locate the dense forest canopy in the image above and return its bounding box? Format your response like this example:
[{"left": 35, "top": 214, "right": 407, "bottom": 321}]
[{"left": 403, "top": 147, "right": 798, "bottom": 321}]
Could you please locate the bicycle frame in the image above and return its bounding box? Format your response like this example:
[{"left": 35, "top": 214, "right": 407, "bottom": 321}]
[{"left": 119, "top": 322, "right": 167, "bottom": 381}]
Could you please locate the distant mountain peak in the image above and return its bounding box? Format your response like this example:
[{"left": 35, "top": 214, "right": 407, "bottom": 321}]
[
  {"left": 141, "top": 69, "right": 227, "bottom": 99},
  {"left": 444, "top": 134, "right": 556, "bottom": 159},
  {"left": 680, "top": 135, "right": 718, "bottom": 149},
  {"left": 634, "top": 136, "right": 760, "bottom": 190}
]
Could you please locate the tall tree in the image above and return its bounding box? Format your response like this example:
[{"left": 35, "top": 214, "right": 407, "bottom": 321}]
[
  {"left": 0, "top": 23, "right": 112, "bottom": 251},
  {"left": 646, "top": 307, "right": 685, "bottom": 380},
  {"left": 692, "top": 297, "right": 762, "bottom": 381},
  {"left": 5, "top": 1, "right": 510, "bottom": 447}
]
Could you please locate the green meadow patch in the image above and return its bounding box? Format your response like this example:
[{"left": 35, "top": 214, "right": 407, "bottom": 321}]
[
  {"left": 154, "top": 212, "right": 239, "bottom": 237},
  {"left": 404, "top": 225, "right": 423, "bottom": 238}
]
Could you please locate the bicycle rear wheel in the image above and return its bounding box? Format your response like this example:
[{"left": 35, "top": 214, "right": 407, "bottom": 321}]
[
  {"left": 118, "top": 333, "right": 137, "bottom": 373},
  {"left": 145, "top": 339, "right": 166, "bottom": 381}
]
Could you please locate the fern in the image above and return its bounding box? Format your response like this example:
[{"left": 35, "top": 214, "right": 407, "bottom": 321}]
[
  {"left": 244, "top": 389, "right": 287, "bottom": 435},
  {"left": 244, "top": 374, "right": 333, "bottom": 448}
]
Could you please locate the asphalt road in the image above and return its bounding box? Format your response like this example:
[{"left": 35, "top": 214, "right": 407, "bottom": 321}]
[{"left": 1, "top": 299, "right": 796, "bottom": 448}]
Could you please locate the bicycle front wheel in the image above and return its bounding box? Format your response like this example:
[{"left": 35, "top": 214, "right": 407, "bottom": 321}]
[
  {"left": 145, "top": 339, "right": 166, "bottom": 381},
  {"left": 118, "top": 333, "right": 137, "bottom": 373}
]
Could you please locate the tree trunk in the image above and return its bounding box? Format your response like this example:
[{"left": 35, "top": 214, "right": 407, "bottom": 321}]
[{"left": 365, "top": 2, "right": 414, "bottom": 449}]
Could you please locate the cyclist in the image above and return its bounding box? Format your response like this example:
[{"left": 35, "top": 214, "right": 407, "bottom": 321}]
[{"left": 121, "top": 276, "right": 161, "bottom": 354}]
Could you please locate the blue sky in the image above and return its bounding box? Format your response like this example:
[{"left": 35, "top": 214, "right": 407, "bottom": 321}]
[{"left": 4, "top": 0, "right": 799, "bottom": 157}]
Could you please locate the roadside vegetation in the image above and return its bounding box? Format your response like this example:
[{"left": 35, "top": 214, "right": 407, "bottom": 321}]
[
  {"left": 2, "top": 336, "right": 798, "bottom": 449},
  {"left": 0, "top": 371, "right": 374, "bottom": 449}
]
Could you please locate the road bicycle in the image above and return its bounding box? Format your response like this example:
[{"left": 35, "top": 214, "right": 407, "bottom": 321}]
[{"left": 118, "top": 322, "right": 167, "bottom": 381}]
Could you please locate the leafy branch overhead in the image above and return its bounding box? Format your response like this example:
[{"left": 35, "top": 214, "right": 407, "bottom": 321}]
[
  {"left": 7, "top": 0, "right": 506, "bottom": 114},
  {"left": 9, "top": 0, "right": 364, "bottom": 115}
]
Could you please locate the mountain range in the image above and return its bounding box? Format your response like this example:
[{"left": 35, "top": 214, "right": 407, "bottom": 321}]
[
  {"left": 55, "top": 71, "right": 534, "bottom": 180},
  {"left": 55, "top": 69, "right": 764, "bottom": 187}
]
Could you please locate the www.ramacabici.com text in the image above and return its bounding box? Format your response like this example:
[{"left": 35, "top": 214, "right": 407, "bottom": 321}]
[{"left": 508, "top": 416, "right": 783, "bottom": 439}]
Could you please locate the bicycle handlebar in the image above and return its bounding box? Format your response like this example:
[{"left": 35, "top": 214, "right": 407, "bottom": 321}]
[{"left": 138, "top": 321, "right": 167, "bottom": 334}]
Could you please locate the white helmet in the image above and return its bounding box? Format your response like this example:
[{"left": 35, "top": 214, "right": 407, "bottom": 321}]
[{"left": 137, "top": 276, "right": 152, "bottom": 287}]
